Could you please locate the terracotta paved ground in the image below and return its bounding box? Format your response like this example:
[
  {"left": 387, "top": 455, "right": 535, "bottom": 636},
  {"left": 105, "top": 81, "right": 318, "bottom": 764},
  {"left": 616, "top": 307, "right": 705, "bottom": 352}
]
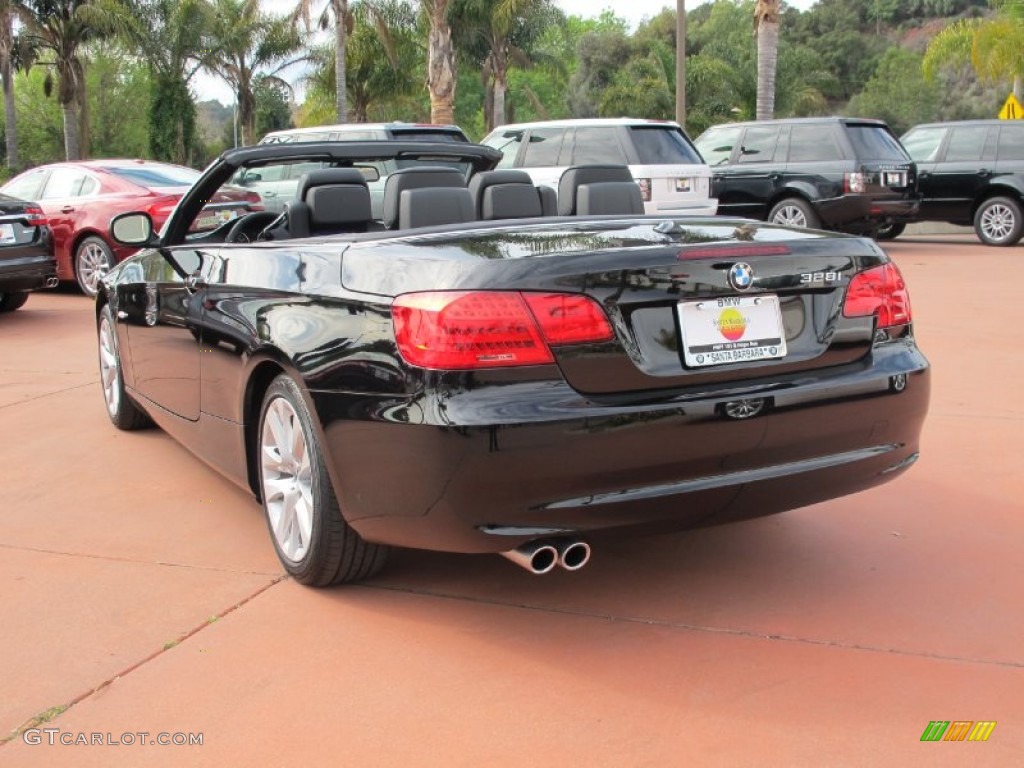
[{"left": 1, "top": 236, "right": 1021, "bottom": 766}]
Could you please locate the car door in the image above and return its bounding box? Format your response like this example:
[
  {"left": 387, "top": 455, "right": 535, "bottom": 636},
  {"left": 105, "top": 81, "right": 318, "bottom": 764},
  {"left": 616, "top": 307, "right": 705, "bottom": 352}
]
[
  {"left": 719, "top": 124, "right": 784, "bottom": 219},
  {"left": 901, "top": 126, "right": 947, "bottom": 220},
  {"left": 119, "top": 248, "right": 209, "bottom": 421},
  {"left": 927, "top": 124, "right": 996, "bottom": 223},
  {"left": 37, "top": 167, "right": 98, "bottom": 270}
]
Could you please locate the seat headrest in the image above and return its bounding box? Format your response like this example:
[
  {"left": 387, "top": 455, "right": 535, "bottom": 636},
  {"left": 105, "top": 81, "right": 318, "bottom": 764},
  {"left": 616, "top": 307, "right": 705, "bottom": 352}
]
[
  {"left": 296, "top": 168, "right": 368, "bottom": 201},
  {"left": 306, "top": 185, "right": 373, "bottom": 228},
  {"left": 557, "top": 165, "right": 636, "bottom": 216},
  {"left": 468, "top": 170, "right": 536, "bottom": 218},
  {"left": 382, "top": 167, "right": 467, "bottom": 228}
]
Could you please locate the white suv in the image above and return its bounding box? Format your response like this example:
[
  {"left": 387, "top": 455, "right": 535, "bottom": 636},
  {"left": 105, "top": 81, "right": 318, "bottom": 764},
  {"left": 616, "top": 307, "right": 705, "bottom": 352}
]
[
  {"left": 259, "top": 122, "right": 469, "bottom": 144},
  {"left": 480, "top": 118, "right": 717, "bottom": 216}
]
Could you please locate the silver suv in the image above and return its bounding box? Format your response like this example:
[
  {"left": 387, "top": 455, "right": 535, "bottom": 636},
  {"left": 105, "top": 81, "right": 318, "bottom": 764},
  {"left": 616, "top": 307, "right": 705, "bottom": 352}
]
[{"left": 481, "top": 118, "right": 717, "bottom": 216}]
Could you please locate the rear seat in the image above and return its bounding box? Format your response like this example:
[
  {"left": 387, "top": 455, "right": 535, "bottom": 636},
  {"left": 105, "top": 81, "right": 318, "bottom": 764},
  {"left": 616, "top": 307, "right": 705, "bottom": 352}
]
[
  {"left": 382, "top": 167, "right": 475, "bottom": 229},
  {"left": 557, "top": 165, "right": 645, "bottom": 216},
  {"left": 468, "top": 170, "right": 556, "bottom": 220}
]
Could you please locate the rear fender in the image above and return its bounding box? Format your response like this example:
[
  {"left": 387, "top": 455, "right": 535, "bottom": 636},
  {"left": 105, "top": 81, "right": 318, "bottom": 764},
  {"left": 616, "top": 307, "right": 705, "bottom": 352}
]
[{"left": 973, "top": 181, "right": 1024, "bottom": 217}]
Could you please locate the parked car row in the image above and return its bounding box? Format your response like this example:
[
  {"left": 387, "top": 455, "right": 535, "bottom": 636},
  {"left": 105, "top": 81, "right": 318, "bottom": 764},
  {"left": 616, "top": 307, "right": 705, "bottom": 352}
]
[
  {"left": 2, "top": 116, "right": 1020, "bottom": 313},
  {"left": 692, "top": 117, "right": 1024, "bottom": 246}
]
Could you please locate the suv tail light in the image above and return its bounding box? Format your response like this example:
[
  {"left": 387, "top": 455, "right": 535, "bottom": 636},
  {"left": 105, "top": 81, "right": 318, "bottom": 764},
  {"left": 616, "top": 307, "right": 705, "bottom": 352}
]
[
  {"left": 844, "top": 172, "right": 867, "bottom": 194},
  {"left": 636, "top": 178, "right": 652, "bottom": 202},
  {"left": 843, "top": 262, "right": 911, "bottom": 328},
  {"left": 393, "top": 291, "right": 613, "bottom": 370},
  {"left": 23, "top": 205, "right": 47, "bottom": 226}
]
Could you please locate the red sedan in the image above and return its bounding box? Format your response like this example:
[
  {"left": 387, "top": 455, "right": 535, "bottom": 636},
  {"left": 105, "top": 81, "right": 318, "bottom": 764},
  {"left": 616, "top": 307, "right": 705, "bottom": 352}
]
[{"left": 1, "top": 160, "right": 261, "bottom": 296}]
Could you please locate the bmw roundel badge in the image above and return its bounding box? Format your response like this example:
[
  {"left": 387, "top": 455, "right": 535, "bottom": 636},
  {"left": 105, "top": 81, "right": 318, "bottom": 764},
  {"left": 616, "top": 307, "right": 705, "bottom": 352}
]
[{"left": 728, "top": 262, "right": 754, "bottom": 291}]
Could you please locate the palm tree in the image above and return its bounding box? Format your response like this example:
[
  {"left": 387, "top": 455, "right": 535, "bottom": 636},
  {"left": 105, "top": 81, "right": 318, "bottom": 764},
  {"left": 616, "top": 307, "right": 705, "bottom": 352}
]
[
  {"left": 204, "top": 0, "right": 305, "bottom": 146},
  {"left": 14, "top": 0, "right": 98, "bottom": 160},
  {"left": 420, "top": 0, "right": 455, "bottom": 125},
  {"left": 754, "top": 0, "right": 779, "bottom": 120},
  {"left": 676, "top": 0, "right": 686, "bottom": 126},
  {"left": 301, "top": 0, "right": 419, "bottom": 124},
  {"left": 923, "top": 0, "right": 1024, "bottom": 99},
  {"left": 100, "top": 0, "right": 211, "bottom": 164},
  {"left": 292, "top": 0, "right": 350, "bottom": 123},
  {"left": 1, "top": 1, "right": 17, "bottom": 169},
  {"left": 452, "top": 0, "right": 561, "bottom": 130}
]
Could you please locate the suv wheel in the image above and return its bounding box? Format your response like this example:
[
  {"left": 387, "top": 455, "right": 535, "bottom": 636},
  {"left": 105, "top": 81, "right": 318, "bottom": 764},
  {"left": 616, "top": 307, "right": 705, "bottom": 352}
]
[
  {"left": 874, "top": 222, "right": 906, "bottom": 241},
  {"left": 769, "top": 198, "right": 820, "bottom": 229},
  {"left": 974, "top": 196, "right": 1024, "bottom": 246}
]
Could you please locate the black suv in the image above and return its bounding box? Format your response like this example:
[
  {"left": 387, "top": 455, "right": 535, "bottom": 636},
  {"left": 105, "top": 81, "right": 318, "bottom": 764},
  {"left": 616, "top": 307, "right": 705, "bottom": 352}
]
[
  {"left": 897, "top": 120, "right": 1024, "bottom": 246},
  {"left": 693, "top": 117, "right": 918, "bottom": 234}
]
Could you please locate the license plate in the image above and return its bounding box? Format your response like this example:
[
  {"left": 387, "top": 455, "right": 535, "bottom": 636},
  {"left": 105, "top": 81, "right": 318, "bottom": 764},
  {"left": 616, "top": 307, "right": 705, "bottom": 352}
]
[
  {"left": 0, "top": 223, "right": 15, "bottom": 244},
  {"left": 678, "top": 295, "right": 787, "bottom": 368},
  {"left": 884, "top": 171, "right": 906, "bottom": 187},
  {"left": 675, "top": 178, "right": 692, "bottom": 193}
]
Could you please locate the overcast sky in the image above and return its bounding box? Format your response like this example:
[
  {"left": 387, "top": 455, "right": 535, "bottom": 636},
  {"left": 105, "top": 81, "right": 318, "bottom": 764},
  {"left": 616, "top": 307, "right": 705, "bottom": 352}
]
[
  {"left": 555, "top": 0, "right": 818, "bottom": 27},
  {"left": 195, "top": 0, "right": 820, "bottom": 106}
]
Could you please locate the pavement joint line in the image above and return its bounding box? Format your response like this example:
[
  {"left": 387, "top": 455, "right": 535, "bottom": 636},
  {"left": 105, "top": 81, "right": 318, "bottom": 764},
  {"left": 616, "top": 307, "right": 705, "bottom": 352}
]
[
  {"left": 0, "top": 574, "right": 288, "bottom": 747},
  {"left": 0, "top": 543, "right": 282, "bottom": 578},
  {"left": 0, "top": 382, "right": 97, "bottom": 411},
  {"left": 362, "top": 583, "right": 1024, "bottom": 671},
  {"left": 0, "top": 370, "right": 93, "bottom": 376}
]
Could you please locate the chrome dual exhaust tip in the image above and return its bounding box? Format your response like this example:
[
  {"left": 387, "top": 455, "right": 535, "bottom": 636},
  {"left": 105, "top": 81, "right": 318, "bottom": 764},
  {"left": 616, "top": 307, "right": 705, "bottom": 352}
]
[
  {"left": 45, "top": 277, "right": 59, "bottom": 288},
  {"left": 500, "top": 538, "right": 591, "bottom": 574}
]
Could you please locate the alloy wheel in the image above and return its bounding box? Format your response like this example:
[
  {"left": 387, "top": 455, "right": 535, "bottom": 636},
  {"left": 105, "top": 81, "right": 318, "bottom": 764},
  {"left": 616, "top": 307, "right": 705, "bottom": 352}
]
[
  {"left": 772, "top": 205, "right": 808, "bottom": 228},
  {"left": 78, "top": 242, "right": 112, "bottom": 296},
  {"left": 260, "top": 397, "right": 314, "bottom": 563},
  {"left": 98, "top": 316, "right": 121, "bottom": 418},
  {"left": 980, "top": 203, "right": 1015, "bottom": 243}
]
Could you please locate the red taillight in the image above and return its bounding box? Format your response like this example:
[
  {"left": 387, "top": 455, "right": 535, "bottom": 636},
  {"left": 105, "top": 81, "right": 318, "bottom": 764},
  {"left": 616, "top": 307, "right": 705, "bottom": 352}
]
[
  {"left": 843, "top": 262, "right": 911, "bottom": 328},
  {"left": 522, "top": 293, "right": 614, "bottom": 346},
  {"left": 24, "top": 205, "right": 47, "bottom": 226},
  {"left": 393, "top": 291, "right": 613, "bottom": 370},
  {"left": 244, "top": 191, "right": 264, "bottom": 211},
  {"left": 146, "top": 197, "right": 179, "bottom": 221}
]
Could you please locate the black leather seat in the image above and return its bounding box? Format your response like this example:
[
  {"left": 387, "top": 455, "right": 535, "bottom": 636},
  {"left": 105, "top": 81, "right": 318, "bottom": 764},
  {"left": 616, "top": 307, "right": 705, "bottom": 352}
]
[
  {"left": 284, "top": 168, "right": 374, "bottom": 237},
  {"left": 382, "top": 167, "right": 475, "bottom": 229},
  {"left": 468, "top": 170, "right": 557, "bottom": 220},
  {"left": 556, "top": 165, "right": 645, "bottom": 216}
]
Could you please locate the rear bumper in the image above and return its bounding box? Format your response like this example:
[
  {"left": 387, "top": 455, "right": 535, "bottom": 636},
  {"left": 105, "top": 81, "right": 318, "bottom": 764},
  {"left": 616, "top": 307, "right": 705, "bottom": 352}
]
[
  {"left": 312, "top": 339, "right": 930, "bottom": 553},
  {"left": 817, "top": 195, "right": 919, "bottom": 232},
  {"left": 646, "top": 198, "right": 719, "bottom": 217},
  {"left": 0, "top": 253, "right": 58, "bottom": 292}
]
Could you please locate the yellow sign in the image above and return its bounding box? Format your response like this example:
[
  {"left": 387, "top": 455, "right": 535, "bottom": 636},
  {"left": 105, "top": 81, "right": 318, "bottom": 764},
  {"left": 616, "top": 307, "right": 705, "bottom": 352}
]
[{"left": 999, "top": 93, "right": 1024, "bottom": 120}]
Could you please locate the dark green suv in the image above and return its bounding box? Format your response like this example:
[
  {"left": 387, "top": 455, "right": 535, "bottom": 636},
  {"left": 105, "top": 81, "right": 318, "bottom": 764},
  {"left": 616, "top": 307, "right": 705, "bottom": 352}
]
[
  {"left": 694, "top": 117, "right": 919, "bottom": 235},
  {"left": 898, "top": 120, "right": 1024, "bottom": 246}
]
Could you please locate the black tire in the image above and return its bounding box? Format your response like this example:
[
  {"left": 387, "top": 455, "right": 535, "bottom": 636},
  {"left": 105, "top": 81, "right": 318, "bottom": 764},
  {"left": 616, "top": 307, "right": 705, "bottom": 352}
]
[
  {"left": 75, "top": 236, "right": 115, "bottom": 297},
  {"left": 974, "top": 196, "right": 1024, "bottom": 246},
  {"left": 874, "top": 222, "right": 906, "bottom": 241},
  {"left": 97, "top": 303, "right": 151, "bottom": 430},
  {"left": 0, "top": 291, "right": 29, "bottom": 312},
  {"left": 257, "top": 375, "right": 389, "bottom": 586},
  {"left": 768, "top": 197, "right": 821, "bottom": 230}
]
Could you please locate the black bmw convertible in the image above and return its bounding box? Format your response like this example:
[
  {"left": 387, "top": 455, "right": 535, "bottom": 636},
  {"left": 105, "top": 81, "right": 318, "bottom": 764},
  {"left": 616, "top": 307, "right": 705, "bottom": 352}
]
[{"left": 96, "top": 141, "right": 930, "bottom": 586}]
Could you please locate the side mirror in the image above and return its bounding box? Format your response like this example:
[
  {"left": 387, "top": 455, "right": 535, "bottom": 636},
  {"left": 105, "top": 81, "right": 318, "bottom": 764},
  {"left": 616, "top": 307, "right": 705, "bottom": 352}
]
[{"left": 111, "top": 212, "right": 156, "bottom": 246}]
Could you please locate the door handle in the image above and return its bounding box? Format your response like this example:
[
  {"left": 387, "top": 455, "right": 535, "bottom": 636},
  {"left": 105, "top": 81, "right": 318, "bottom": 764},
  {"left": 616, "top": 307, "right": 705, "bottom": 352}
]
[
  {"left": 61, "top": 206, "right": 75, "bottom": 213},
  {"left": 184, "top": 272, "right": 207, "bottom": 294},
  {"left": 977, "top": 169, "right": 992, "bottom": 177},
  {"left": 116, "top": 310, "right": 128, "bottom": 320},
  {"left": 263, "top": 191, "right": 277, "bottom": 198}
]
